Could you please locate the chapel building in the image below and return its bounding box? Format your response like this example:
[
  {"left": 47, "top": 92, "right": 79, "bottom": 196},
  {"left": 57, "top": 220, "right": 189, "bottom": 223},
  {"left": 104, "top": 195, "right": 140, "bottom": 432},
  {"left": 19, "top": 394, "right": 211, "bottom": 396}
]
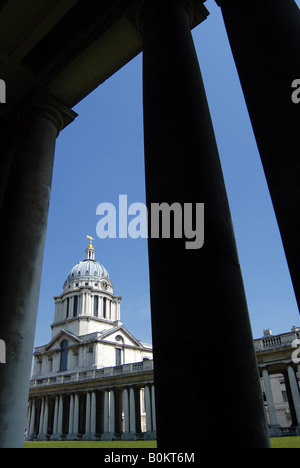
[{"left": 27, "top": 238, "right": 156, "bottom": 441}]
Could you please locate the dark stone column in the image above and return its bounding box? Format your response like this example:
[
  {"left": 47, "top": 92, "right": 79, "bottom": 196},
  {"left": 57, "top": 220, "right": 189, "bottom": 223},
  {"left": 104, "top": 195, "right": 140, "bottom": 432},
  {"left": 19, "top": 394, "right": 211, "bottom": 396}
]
[
  {"left": 142, "top": 0, "right": 270, "bottom": 448},
  {"left": 215, "top": 0, "right": 300, "bottom": 309},
  {"left": 0, "top": 90, "right": 77, "bottom": 448},
  {"left": 0, "top": 119, "right": 18, "bottom": 208}
]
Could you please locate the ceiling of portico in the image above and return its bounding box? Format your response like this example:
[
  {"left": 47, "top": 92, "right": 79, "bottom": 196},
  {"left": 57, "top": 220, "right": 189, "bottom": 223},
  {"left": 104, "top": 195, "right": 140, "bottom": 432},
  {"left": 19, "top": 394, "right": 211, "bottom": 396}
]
[
  {"left": 0, "top": 0, "right": 143, "bottom": 113},
  {"left": 0, "top": 0, "right": 208, "bottom": 115}
]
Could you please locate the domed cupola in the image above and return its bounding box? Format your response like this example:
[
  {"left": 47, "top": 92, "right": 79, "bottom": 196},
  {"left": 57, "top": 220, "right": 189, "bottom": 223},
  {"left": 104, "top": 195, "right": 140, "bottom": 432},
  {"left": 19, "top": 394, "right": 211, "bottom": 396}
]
[
  {"left": 64, "top": 236, "right": 110, "bottom": 288},
  {"left": 51, "top": 236, "right": 122, "bottom": 339}
]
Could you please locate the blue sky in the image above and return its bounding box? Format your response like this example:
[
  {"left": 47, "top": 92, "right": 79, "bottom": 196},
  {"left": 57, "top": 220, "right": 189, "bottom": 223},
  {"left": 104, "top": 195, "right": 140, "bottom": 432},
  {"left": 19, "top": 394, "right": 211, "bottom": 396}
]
[{"left": 35, "top": 0, "right": 300, "bottom": 348}]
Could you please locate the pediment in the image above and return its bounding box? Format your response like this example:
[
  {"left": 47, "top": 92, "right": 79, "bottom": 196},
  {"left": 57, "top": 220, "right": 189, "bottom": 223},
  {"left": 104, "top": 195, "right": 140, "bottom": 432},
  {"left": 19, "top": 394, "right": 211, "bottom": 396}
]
[
  {"left": 100, "top": 326, "right": 147, "bottom": 349},
  {"left": 45, "top": 329, "right": 82, "bottom": 351}
]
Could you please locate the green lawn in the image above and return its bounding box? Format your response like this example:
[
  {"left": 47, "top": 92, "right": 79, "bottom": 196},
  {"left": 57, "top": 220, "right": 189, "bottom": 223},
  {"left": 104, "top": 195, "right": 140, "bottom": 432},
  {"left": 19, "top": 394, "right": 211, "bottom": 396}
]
[
  {"left": 24, "top": 440, "right": 157, "bottom": 449},
  {"left": 23, "top": 437, "right": 300, "bottom": 449},
  {"left": 270, "top": 436, "right": 300, "bottom": 448}
]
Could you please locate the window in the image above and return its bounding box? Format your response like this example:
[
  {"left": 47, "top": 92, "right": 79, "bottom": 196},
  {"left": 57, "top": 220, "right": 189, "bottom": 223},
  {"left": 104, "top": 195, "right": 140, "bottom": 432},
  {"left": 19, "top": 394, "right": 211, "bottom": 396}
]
[
  {"left": 73, "top": 296, "right": 78, "bottom": 317},
  {"left": 66, "top": 297, "right": 70, "bottom": 318},
  {"left": 60, "top": 340, "right": 68, "bottom": 372},
  {"left": 116, "top": 348, "right": 122, "bottom": 366},
  {"left": 94, "top": 296, "right": 98, "bottom": 317},
  {"left": 103, "top": 298, "right": 107, "bottom": 318}
]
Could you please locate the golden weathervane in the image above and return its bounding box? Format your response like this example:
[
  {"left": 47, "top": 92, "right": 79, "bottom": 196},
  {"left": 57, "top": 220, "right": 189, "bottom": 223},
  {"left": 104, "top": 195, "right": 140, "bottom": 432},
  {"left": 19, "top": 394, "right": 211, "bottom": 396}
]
[{"left": 86, "top": 235, "right": 94, "bottom": 249}]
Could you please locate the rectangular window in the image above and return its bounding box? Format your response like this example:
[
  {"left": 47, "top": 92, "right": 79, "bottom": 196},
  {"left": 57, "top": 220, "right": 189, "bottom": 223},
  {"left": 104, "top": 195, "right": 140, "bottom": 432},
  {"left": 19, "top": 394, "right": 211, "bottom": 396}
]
[
  {"left": 94, "top": 296, "right": 98, "bottom": 317},
  {"left": 116, "top": 348, "right": 122, "bottom": 366},
  {"left": 66, "top": 298, "right": 70, "bottom": 318},
  {"left": 103, "top": 298, "right": 107, "bottom": 318},
  {"left": 73, "top": 296, "right": 78, "bottom": 317}
]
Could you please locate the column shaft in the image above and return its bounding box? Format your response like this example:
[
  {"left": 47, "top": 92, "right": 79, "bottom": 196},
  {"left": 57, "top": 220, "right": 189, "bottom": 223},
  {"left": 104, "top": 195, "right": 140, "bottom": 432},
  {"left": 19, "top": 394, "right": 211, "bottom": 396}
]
[
  {"left": 262, "top": 368, "right": 279, "bottom": 428},
  {"left": 216, "top": 0, "right": 300, "bottom": 308},
  {"left": 90, "top": 391, "right": 96, "bottom": 436},
  {"left": 0, "top": 91, "right": 76, "bottom": 448},
  {"left": 142, "top": 0, "right": 270, "bottom": 448},
  {"left": 85, "top": 392, "right": 91, "bottom": 437},
  {"left": 287, "top": 365, "right": 300, "bottom": 426}
]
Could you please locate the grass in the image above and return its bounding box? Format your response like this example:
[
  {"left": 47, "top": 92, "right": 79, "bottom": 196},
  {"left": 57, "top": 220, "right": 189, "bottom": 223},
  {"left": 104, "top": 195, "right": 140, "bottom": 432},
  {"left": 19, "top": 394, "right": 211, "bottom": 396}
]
[
  {"left": 270, "top": 436, "right": 300, "bottom": 449},
  {"left": 23, "top": 437, "right": 300, "bottom": 448},
  {"left": 24, "top": 440, "right": 157, "bottom": 449}
]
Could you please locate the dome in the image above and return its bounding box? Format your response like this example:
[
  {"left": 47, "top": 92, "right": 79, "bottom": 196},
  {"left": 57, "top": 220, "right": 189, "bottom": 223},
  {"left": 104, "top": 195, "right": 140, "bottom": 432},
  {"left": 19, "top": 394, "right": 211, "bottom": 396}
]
[
  {"left": 64, "top": 237, "right": 110, "bottom": 285},
  {"left": 66, "top": 259, "right": 109, "bottom": 284}
]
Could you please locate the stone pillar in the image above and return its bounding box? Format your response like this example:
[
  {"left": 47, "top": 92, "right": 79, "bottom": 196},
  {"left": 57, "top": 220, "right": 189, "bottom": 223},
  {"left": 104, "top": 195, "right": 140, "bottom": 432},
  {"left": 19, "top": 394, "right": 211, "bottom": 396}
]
[
  {"left": 84, "top": 392, "right": 91, "bottom": 439},
  {"left": 0, "top": 89, "right": 77, "bottom": 448},
  {"left": 262, "top": 368, "right": 281, "bottom": 436},
  {"left": 287, "top": 365, "right": 300, "bottom": 429},
  {"left": 29, "top": 398, "right": 36, "bottom": 440},
  {"left": 102, "top": 390, "right": 110, "bottom": 440},
  {"left": 38, "top": 398, "right": 45, "bottom": 439},
  {"left": 42, "top": 397, "right": 49, "bottom": 439},
  {"left": 142, "top": 0, "right": 270, "bottom": 448},
  {"left": 144, "top": 385, "right": 153, "bottom": 439},
  {"left": 109, "top": 389, "right": 115, "bottom": 436},
  {"left": 122, "top": 388, "right": 130, "bottom": 439},
  {"left": 56, "top": 395, "right": 63, "bottom": 439},
  {"left": 0, "top": 119, "right": 17, "bottom": 208},
  {"left": 215, "top": 0, "right": 300, "bottom": 309},
  {"left": 52, "top": 396, "right": 59, "bottom": 439},
  {"left": 129, "top": 387, "right": 136, "bottom": 438},
  {"left": 90, "top": 391, "right": 96, "bottom": 438},
  {"left": 68, "top": 394, "right": 74, "bottom": 439},
  {"left": 73, "top": 393, "right": 79, "bottom": 437}
]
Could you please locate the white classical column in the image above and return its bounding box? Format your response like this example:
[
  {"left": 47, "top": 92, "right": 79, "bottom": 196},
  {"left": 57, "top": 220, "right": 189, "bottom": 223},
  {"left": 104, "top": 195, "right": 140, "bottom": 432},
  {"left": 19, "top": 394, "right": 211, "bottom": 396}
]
[
  {"left": 262, "top": 368, "right": 280, "bottom": 433},
  {"left": 69, "top": 296, "right": 74, "bottom": 317},
  {"left": 90, "top": 391, "right": 96, "bottom": 438},
  {"left": 85, "top": 293, "right": 90, "bottom": 316},
  {"left": 29, "top": 398, "right": 36, "bottom": 439},
  {"left": 102, "top": 390, "right": 110, "bottom": 440},
  {"left": 57, "top": 395, "right": 64, "bottom": 439},
  {"left": 129, "top": 387, "right": 136, "bottom": 436},
  {"left": 98, "top": 297, "right": 102, "bottom": 317},
  {"left": 151, "top": 385, "right": 156, "bottom": 433},
  {"left": 85, "top": 392, "right": 91, "bottom": 439},
  {"left": 123, "top": 388, "right": 130, "bottom": 437},
  {"left": 144, "top": 385, "right": 152, "bottom": 434},
  {"left": 52, "top": 396, "right": 59, "bottom": 438},
  {"left": 73, "top": 394, "right": 79, "bottom": 436},
  {"left": 42, "top": 397, "right": 49, "bottom": 438},
  {"left": 110, "top": 390, "right": 115, "bottom": 436},
  {"left": 287, "top": 365, "right": 300, "bottom": 426},
  {"left": 38, "top": 398, "right": 45, "bottom": 438},
  {"left": 68, "top": 394, "right": 74, "bottom": 438}
]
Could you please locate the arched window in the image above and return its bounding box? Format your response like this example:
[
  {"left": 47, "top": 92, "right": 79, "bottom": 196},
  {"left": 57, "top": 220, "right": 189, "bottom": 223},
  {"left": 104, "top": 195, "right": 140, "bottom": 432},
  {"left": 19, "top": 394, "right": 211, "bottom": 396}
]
[{"left": 60, "top": 340, "right": 68, "bottom": 372}]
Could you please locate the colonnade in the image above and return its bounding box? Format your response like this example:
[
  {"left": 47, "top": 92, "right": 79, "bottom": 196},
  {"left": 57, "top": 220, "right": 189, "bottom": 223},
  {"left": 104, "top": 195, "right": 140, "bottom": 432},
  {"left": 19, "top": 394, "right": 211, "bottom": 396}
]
[
  {"left": 261, "top": 364, "right": 300, "bottom": 436},
  {"left": 1, "top": 0, "right": 299, "bottom": 448},
  {"left": 26, "top": 384, "right": 156, "bottom": 441}
]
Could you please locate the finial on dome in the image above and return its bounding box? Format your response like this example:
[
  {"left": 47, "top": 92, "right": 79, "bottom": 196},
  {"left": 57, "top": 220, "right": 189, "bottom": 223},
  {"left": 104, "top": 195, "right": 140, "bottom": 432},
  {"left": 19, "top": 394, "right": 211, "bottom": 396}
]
[
  {"left": 86, "top": 235, "right": 95, "bottom": 260},
  {"left": 87, "top": 235, "right": 94, "bottom": 249}
]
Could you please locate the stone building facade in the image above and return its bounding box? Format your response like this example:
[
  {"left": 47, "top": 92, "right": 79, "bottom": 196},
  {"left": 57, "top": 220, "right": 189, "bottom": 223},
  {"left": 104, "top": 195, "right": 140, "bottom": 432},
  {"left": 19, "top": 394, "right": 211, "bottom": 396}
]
[
  {"left": 27, "top": 239, "right": 155, "bottom": 441},
  {"left": 255, "top": 327, "right": 300, "bottom": 437}
]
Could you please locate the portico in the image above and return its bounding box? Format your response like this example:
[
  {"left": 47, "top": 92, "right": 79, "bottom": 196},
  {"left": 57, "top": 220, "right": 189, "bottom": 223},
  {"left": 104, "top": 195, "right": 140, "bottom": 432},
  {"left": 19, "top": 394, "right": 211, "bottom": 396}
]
[
  {"left": 0, "top": 0, "right": 299, "bottom": 448},
  {"left": 28, "top": 361, "right": 156, "bottom": 441}
]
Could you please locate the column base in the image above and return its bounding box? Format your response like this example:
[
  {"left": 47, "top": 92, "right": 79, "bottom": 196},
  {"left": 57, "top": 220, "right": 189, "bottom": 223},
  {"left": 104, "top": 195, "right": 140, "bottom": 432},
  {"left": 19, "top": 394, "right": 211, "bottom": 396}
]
[
  {"left": 121, "top": 432, "right": 137, "bottom": 441},
  {"left": 144, "top": 431, "right": 157, "bottom": 441},
  {"left": 101, "top": 432, "right": 114, "bottom": 441},
  {"left": 269, "top": 426, "right": 282, "bottom": 438},
  {"left": 83, "top": 433, "right": 96, "bottom": 441}
]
